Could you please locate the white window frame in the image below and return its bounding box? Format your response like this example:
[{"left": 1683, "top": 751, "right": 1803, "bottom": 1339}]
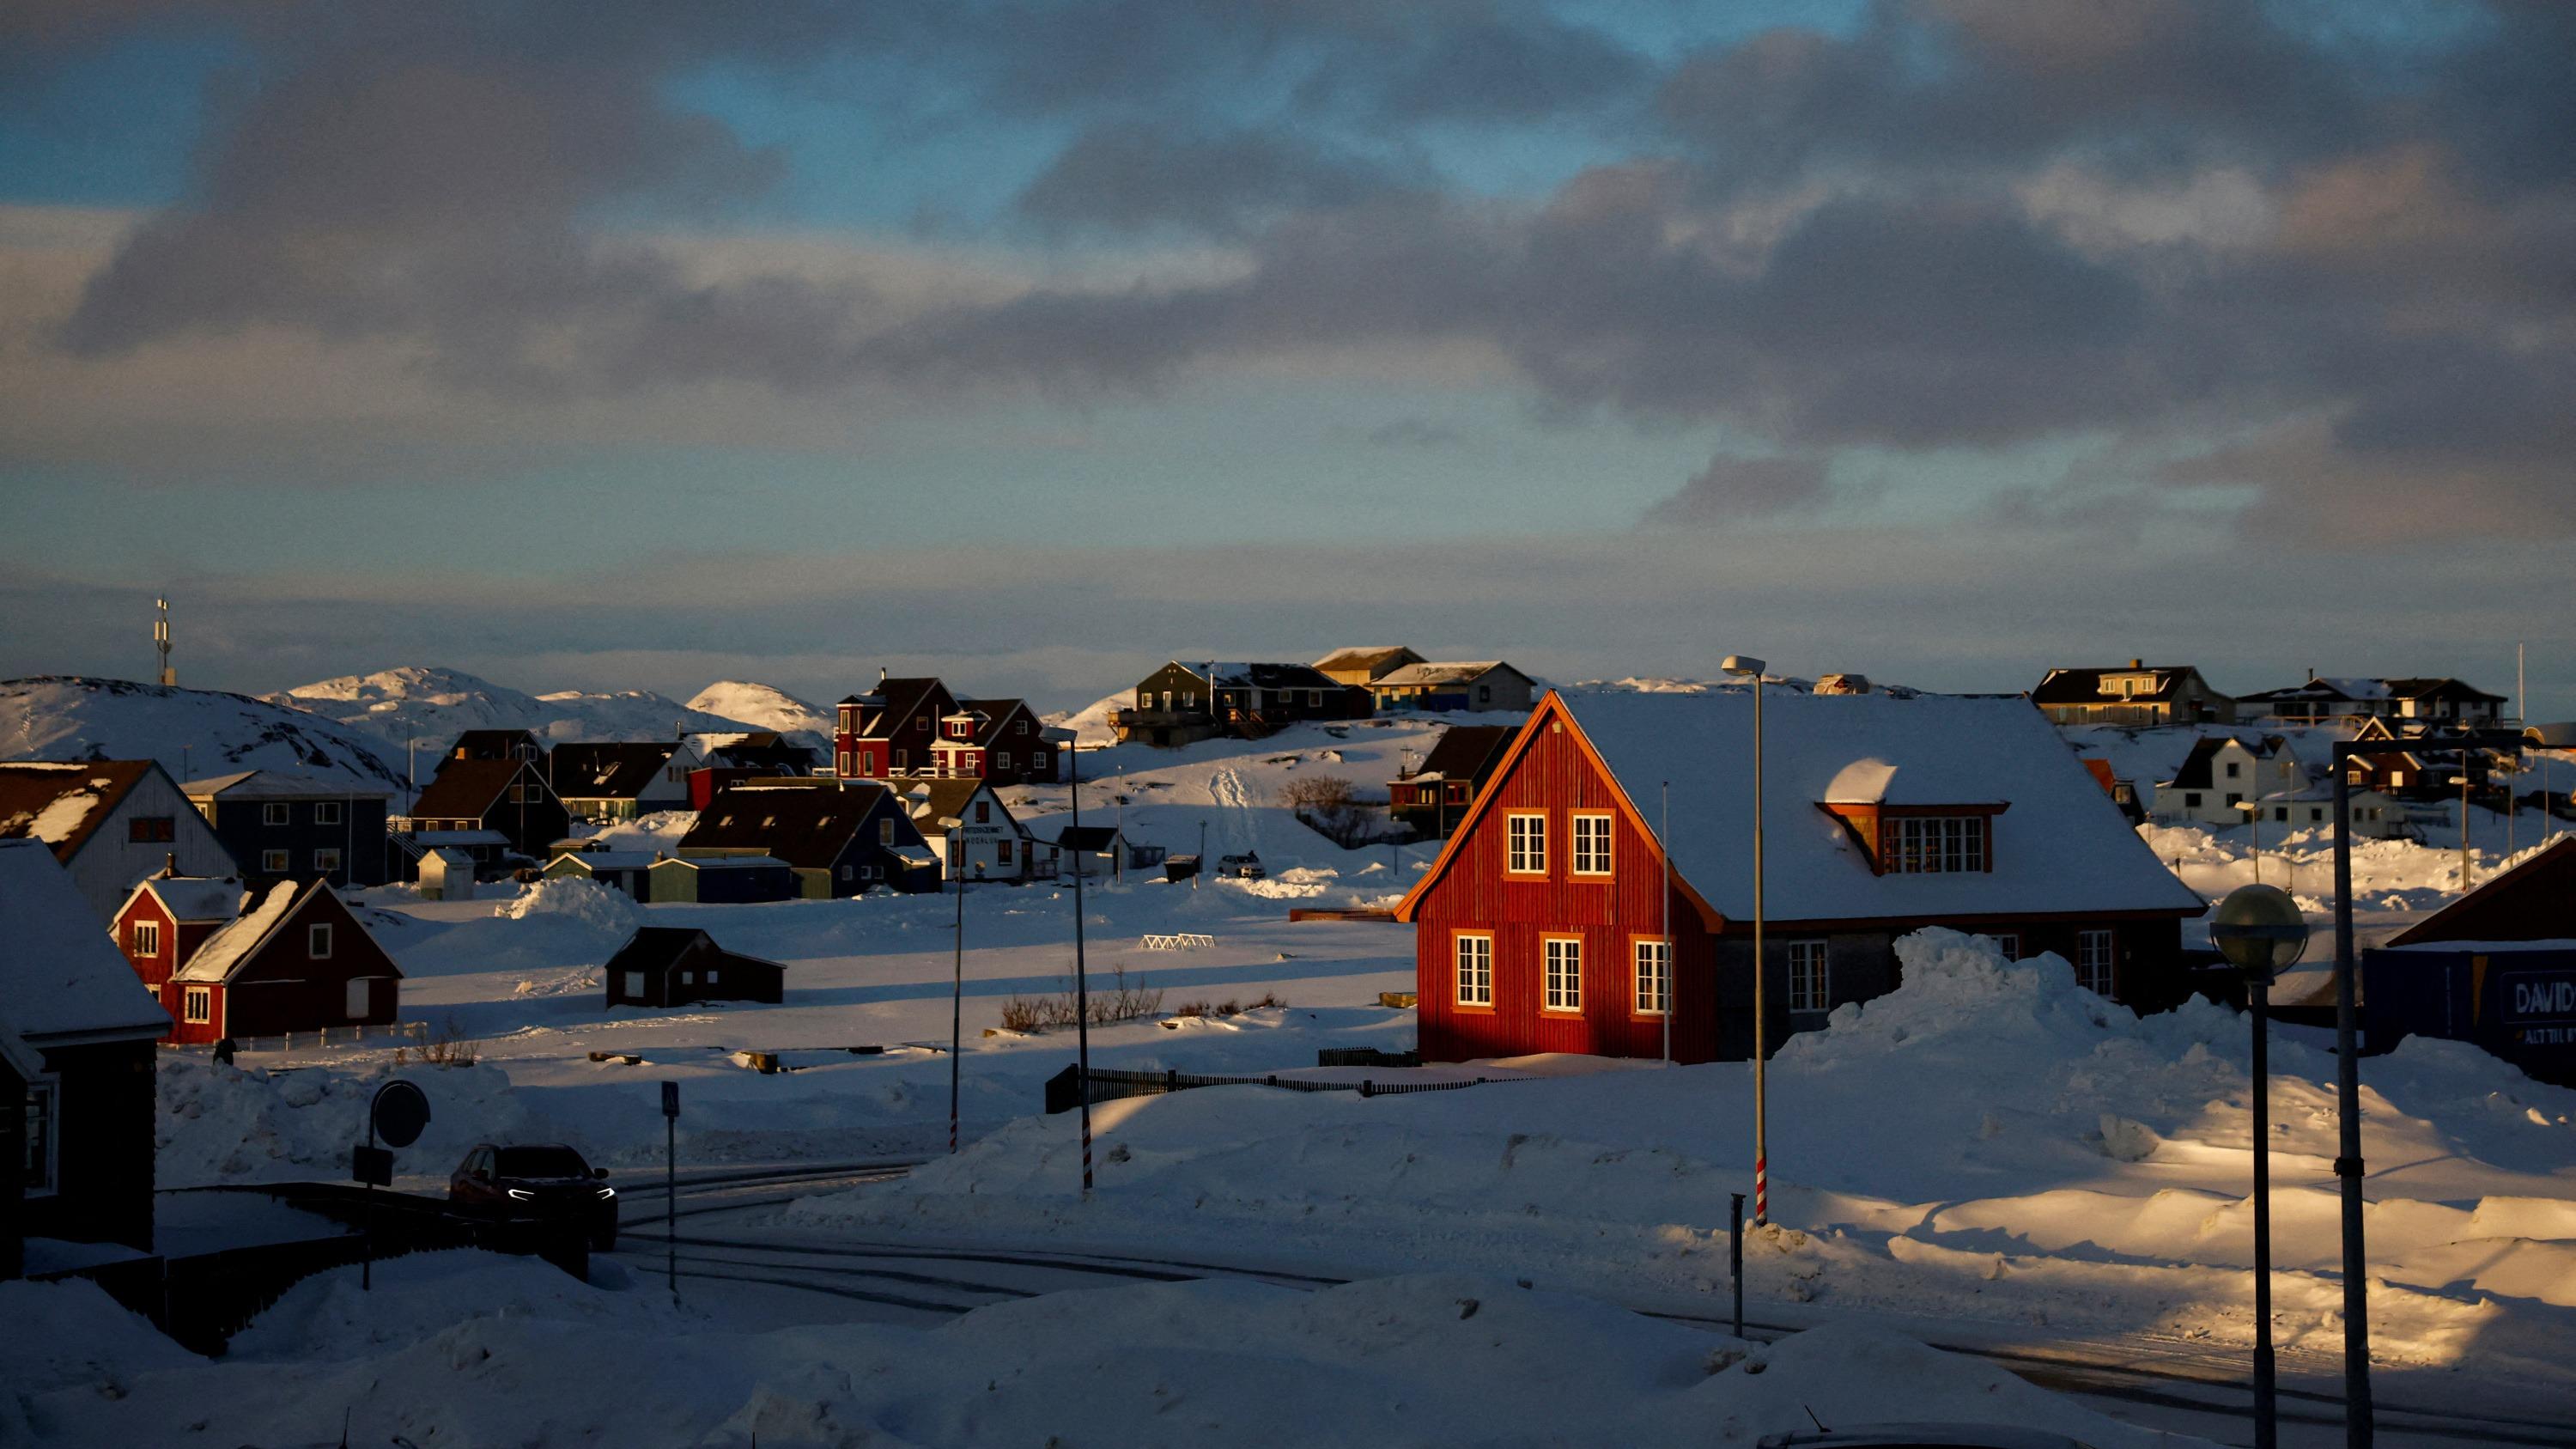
[
  {"left": 313, "top": 848, "right": 342, "bottom": 874},
  {"left": 23, "top": 1076, "right": 59, "bottom": 1198},
  {"left": 1880, "top": 815, "right": 1987, "bottom": 874},
  {"left": 1505, "top": 813, "right": 1547, "bottom": 875},
  {"left": 1571, "top": 812, "right": 1613, "bottom": 877},
  {"left": 1991, "top": 932, "right": 2021, "bottom": 961},
  {"left": 1542, "top": 935, "right": 1583, "bottom": 1014},
  {"left": 183, "top": 985, "right": 214, "bottom": 1025},
  {"left": 1632, "top": 938, "right": 1669, "bottom": 1017},
  {"left": 2076, "top": 930, "right": 2116, "bottom": 995},
  {"left": 1788, "top": 940, "right": 1831, "bottom": 1013},
  {"left": 1455, "top": 934, "right": 1493, "bottom": 1007},
  {"left": 309, "top": 922, "right": 333, "bottom": 959},
  {"left": 261, "top": 849, "right": 289, "bottom": 874},
  {"left": 133, "top": 920, "right": 161, "bottom": 957},
  {"left": 315, "top": 801, "right": 343, "bottom": 825},
  {"left": 263, "top": 802, "right": 290, "bottom": 826}
]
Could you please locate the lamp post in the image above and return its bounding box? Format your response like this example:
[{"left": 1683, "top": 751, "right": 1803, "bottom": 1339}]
[
  {"left": 940, "top": 815, "right": 966, "bottom": 1154},
  {"left": 2326, "top": 721, "right": 2570, "bottom": 1449},
  {"left": 1720, "top": 654, "right": 1768, "bottom": 1226},
  {"left": 1066, "top": 739, "right": 1094, "bottom": 1195},
  {"left": 2208, "top": 883, "right": 2311, "bottom": 1449}
]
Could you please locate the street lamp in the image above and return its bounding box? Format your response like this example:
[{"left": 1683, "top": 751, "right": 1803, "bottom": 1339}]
[
  {"left": 2208, "top": 882, "right": 2311, "bottom": 1449},
  {"left": 2328, "top": 720, "right": 2572, "bottom": 1449},
  {"left": 940, "top": 815, "right": 966, "bottom": 1155},
  {"left": 1720, "top": 654, "right": 1768, "bottom": 1227}
]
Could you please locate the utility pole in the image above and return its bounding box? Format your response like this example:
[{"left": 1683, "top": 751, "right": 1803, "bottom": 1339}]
[
  {"left": 1070, "top": 746, "right": 1093, "bottom": 1196},
  {"left": 1722, "top": 656, "right": 1769, "bottom": 1227},
  {"left": 947, "top": 820, "right": 966, "bottom": 1154},
  {"left": 1661, "top": 782, "right": 1671, "bottom": 1063}
]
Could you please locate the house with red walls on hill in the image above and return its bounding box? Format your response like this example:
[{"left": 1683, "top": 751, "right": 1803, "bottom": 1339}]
[
  {"left": 1394, "top": 690, "right": 2208, "bottom": 1065},
  {"left": 111, "top": 873, "right": 402, "bottom": 1044}
]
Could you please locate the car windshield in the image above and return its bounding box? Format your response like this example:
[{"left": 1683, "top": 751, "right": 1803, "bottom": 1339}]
[{"left": 494, "top": 1146, "right": 590, "bottom": 1178}]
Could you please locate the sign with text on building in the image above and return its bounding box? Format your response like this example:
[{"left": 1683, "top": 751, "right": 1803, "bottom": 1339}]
[{"left": 2504, "top": 970, "right": 2576, "bottom": 1045}]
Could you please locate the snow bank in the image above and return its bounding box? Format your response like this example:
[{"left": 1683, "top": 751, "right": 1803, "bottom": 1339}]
[
  {"left": 157, "top": 1056, "right": 552, "bottom": 1186},
  {"left": 0, "top": 1277, "right": 195, "bottom": 1408},
  {"left": 21, "top": 1257, "right": 2193, "bottom": 1448},
  {"left": 495, "top": 874, "right": 640, "bottom": 939}
]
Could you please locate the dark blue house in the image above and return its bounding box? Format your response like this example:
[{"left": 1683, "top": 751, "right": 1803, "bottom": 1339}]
[{"left": 183, "top": 770, "right": 392, "bottom": 889}]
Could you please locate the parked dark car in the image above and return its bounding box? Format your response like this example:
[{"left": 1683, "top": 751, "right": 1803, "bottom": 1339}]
[{"left": 448, "top": 1142, "right": 618, "bottom": 1251}]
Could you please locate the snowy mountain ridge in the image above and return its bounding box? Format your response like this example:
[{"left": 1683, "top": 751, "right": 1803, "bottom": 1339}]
[
  {"left": 0, "top": 676, "right": 410, "bottom": 791},
  {"left": 269, "top": 665, "right": 819, "bottom": 752},
  {"left": 683, "top": 679, "right": 831, "bottom": 738}
]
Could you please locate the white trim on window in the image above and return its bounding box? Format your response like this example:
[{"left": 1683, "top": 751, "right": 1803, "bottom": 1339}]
[
  {"left": 183, "top": 985, "right": 214, "bottom": 1025},
  {"left": 309, "top": 922, "right": 333, "bottom": 959},
  {"left": 1632, "top": 937, "right": 1669, "bottom": 1017},
  {"left": 1505, "top": 813, "right": 1547, "bottom": 875},
  {"left": 133, "top": 919, "right": 161, "bottom": 957},
  {"left": 263, "top": 802, "right": 290, "bottom": 826},
  {"left": 1788, "top": 940, "right": 1830, "bottom": 1013},
  {"left": 313, "top": 848, "right": 342, "bottom": 874},
  {"left": 1879, "top": 815, "right": 1988, "bottom": 874},
  {"left": 315, "top": 800, "right": 343, "bottom": 825},
  {"left": 1542, "top": 935, "right": 1583, "bottom": 1014},
  {"left": 261, "top": 849, "right": 289, "bottom": 873},
  {"left": 1991, "top": 932, "right": 2021, "bottom": 961},
  {"left": 1454, "top": 933, "right": 1493, "bottom": 1008},
  {"left": 2076, "top": 929, "right": 2116, "bottom": 995},
  {"left": 1571, "top": 812, "right": 1613, "bottom": 876}
]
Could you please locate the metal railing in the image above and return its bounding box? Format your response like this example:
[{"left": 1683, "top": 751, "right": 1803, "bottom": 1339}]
[
  {"left": 163, "top": 1021, "right": 429, "bottom": 1056},
  {"left": 1044, "top": 1063, "right": 1522, "bottom": 1113}
]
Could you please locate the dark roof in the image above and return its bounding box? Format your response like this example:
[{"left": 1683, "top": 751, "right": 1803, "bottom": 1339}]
[
  {"left": 2380, "top": 677, "right": 2507, "bottom": 703},
  {"left": 682, "top": 781, "right": 893, "bottom": 868},
  {"left": 958, "top": 698, "right": 1031, "bottom": 745},
  {"left": 1416, "top": 724, "right": 1516, "bottom": 782},
  {"left": 550, "top": 741, "right": 683, "bottom": 800},
  {"left": 2164, "top": 734, "right": 2289, "bottom": 789},
  {"left": 1212, "top": 662, "right": 1344, "bottom": 691},
  {"left": 1052, "top": 825, "right": 1121, "bottom": 851},
  {"left": 857, "top": 678, "right": 949, "bottom": 738},
  {"left": 2029, "top": 666, "right": 2205, "bottom": 705},
  {"left": 602, "top": 927, "right": 711, "bottom": 977},
  {"left": 2388, "top": 837, "right": 2576, "bottom": 947},
  {"left": 450, "top": 728, "right": 545, "bottom": 759},
  {"left": 0, "top": 759, "right": 155, "bottom": 862},
  {"left": 903, "top": 778, "right": 994, "bottom": 826},
  {"left": 410, "top": 758, "right": 541, "bottom": 820}
]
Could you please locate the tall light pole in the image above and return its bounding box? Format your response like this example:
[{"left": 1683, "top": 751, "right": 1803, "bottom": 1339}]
[
  {"left": 941, "top": 815, "right": 966, "bottom": 1154},
  {"left": 2210, "top": 883, "right": 2311, "bottom": 1449},
  {"left": 1721, "top": 654, "right": 1768, "bottom": 1226},
  {"left": 1067, "top": 741, "right": 1094, "bottom": 1195}
]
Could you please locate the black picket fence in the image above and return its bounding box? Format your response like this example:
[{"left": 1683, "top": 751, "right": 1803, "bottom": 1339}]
[{"left": 1043, "top": 1063, "right": 1522, "bottom": 1114}]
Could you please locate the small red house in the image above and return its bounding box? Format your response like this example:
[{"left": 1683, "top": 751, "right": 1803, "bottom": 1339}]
[
  {"left": 835, "top": 674, "right": 960, "bottom": 781},
  {"left": 1394, "top": 691, "right": 2207, "bottom": 1064},
  {"left": 112, "top": 874, "right": 402, "bottom": 1044}
]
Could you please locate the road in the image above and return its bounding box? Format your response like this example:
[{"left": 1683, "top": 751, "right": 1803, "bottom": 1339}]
[{"left": 601, "top": 1160, "right": 2576, "bottom": 1449}]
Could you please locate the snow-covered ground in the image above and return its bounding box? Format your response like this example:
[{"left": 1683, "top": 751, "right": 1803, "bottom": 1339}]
[{"left": 3, "top": 1251, "right": 2196, "bottom": 1447}]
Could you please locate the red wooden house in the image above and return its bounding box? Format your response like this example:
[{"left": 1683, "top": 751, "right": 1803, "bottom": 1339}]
[
  {"left": 112, "top": 874, "right": 402, "bottom": 1044},
  {"left": 1394, "top": 691, "right": 2207, "bottom": 1064},
  {"left": 834, "top": 674, "right": 959, "bottom": 781},
  {"left": 928, "top": 698, "right": 1060, "bottom": 784}
]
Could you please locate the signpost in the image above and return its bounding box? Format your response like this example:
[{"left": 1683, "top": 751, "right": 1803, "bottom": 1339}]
[
  {"left": 661, "top": 1080, "right": 680, "bottom": 1302},
  {"left": 357, "top": 1079, "right": 429, "bottom": 1291}
]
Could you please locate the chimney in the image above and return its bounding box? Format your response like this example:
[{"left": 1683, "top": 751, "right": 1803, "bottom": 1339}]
[
  {"left": 2128, "top": 658, "right": 2143, "bottom": 669},
  {"left": 162, "top": 852, "right": 178, "bottom": 877},
  {"left": 2307, "top": 666, "right": 2316, "bottom": 683},
  {"left": 878, "top": 667, "right": 888, "bottom": 688}
]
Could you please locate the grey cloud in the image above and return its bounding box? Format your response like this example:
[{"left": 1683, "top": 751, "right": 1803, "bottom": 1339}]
[
  {"left": 1018, "top": 124, "right": 1419, "bottom": 238},
  {"left": 1641, "top": 455, "right": 1830, "bottom": 526},
  {"left": 1366, "top": 417, "right": 1466, "bottom": 448}
]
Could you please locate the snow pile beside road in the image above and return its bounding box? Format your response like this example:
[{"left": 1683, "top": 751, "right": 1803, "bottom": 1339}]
[
  {"left": 156, "top": 1056, "right": 551, "bottom": 1186},
  {"left": 495, "top": 874, "right": 640, "bottom": 941},
  {"left": 0, "top": 1277, "right": 195, "bottom": 1417},
  {"left": 20, "top": 1254, "right": 2193, "bottom": 1448}
]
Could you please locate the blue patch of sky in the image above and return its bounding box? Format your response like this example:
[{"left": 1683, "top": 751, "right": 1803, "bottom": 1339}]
[{"left": 0, "top": 31, "right": 253, "bottom": 207}]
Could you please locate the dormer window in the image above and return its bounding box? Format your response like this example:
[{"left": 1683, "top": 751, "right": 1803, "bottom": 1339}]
[{"left": 1878, "top": 815, "right": 1988, "bottom": 874}]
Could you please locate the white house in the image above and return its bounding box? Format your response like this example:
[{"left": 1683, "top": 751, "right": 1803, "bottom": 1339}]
[
  {"left": 1365, "top": 661, "right": 1538, "bottom": 714},
  {"left": 2155, "top": 735, "right": 2311, "bottom": 826},
  {"left": 0, "top": 760, "right": 237, "bottom": 921},
  {"left": 902, "top": 778, "right": 1030, "bottom": 882},
  {"left": 548, "top": 739, "right": 705, "bottom": 820}
]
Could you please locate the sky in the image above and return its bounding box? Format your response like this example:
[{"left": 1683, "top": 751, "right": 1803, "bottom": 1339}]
[{"left": 0, "top": 0, "right": 2568, "bottom": 715}]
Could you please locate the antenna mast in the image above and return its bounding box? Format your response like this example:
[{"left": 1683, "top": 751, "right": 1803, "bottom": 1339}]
[{"left": 155, "top": 597, "right": 175, "bottom": 686}]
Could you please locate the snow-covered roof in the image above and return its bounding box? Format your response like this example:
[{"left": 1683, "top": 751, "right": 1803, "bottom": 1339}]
[
  {"left": 131, "top": 875, "right": 250, "bottom": 923},
  {"left": 1374, "top": 661, "right": 1519, "bottom": 688},
  {"left": 0, "top": 758, "right": 154, "bottom": 860},
  {"left": 173, "top": 880, "right": 303, "bottom": 983},
  {"left": 550, "top": 850, "right": 659, "bottom": 871},
  {"left": 1520, "top": 693, "right": 2205, "bottom": 922},
  {"left": 890, "top": 847, "right": 939, "bottom": 867},
  {"left": 0, "top": 840, "right": 170, "bottom": 1044},
  {"left": 654, "top": 854, "right": 789, "bottom": 870},
  {"left": 180, "top": 770, "right": 393, "bottom": 801}
]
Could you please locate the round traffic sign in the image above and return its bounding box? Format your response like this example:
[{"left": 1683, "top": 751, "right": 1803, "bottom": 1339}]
[{"left": 371, "top": 1079, "right": 431, "bottom": 1148}]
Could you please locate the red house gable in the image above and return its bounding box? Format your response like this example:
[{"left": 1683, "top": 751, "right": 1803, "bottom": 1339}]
[{"left": 155, "top": 880, "right": 403, "bottom": 1044}]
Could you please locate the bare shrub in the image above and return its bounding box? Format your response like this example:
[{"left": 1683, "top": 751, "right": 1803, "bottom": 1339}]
[
  {"left": 419, "top": 1016, "right": 478, "bottom": 1068},
  {"left": 1172, "top": 1000, "right": 1212, "bottom": 1018},
  {"left": 998, "top": 996, "right": 1044, "bottom": 1033},
  {"left": 1277, "top": 775, "right": 1381, "bottom": 848},
  {"left": 1248, "top": 991, "right": 1287, "bottom": 1010},
  {"left": 1001, "top": 970, "right": 1164, "bottom": 1032}
]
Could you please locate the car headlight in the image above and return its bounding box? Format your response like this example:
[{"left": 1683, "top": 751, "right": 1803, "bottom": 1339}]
[
  {"left": 506, "top": 1187, "right": 536, "bottom": 1201},
  {"left": 595, "top": 1186, "right": 616, "bottom": 1199}
]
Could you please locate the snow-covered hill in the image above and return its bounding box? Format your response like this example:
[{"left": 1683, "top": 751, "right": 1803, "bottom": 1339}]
[
  {"left": 0, "top": 677, "right": 408, "bottom": 791},
  {"left": 269, "top": 666, "right": 790, "bottom": 752},
  {"left": 684, "top": 680, "right": 831, "bottom": 738}
]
